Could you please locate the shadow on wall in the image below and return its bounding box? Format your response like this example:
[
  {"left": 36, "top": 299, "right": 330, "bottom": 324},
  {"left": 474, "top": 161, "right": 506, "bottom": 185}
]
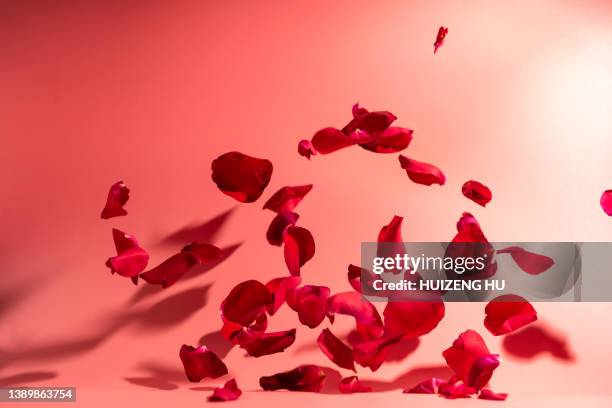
[{"left": 502, "top": 322, "right": 575, "bottom": 362}]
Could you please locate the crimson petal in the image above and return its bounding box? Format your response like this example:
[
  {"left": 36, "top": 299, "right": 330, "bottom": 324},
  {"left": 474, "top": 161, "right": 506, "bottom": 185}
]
[
  {"left": 359, "top": 127, "right": 413, "bottom": 154},
  {"left": 221, "top": 280, "right": 272, "bottom": 327},
  {"left": 208, "top": 378, "right": 242, "bottom": 402},
  {"left": 243, "top": 329, "right": 296, "bottom": 357},
  {"left": 326, "top": 292, "right": 383, "bottom": 333},
  {"left": 100, "top": 181, "right": 130, "bottom": 219},
  {"left": 462, "top": 180, "right": 492, "bottom": 207},
  {"left": 179, "top": 344, "right": 228, "bottom": 382},
  {"left": 353, "top": 335, "right": 402, "bottom": 372},
  {"left": 438, "top": 376, "right": 476, "bottom": 399},
  {"left": 383, "top": 301, "right": 445, "bottom": 339},
  {"left": 398, "top": 154, "right": 446, "bottom": 186},
  {"left": 266, "top": 276, "right": 302, "bottom": 315},
  {"left": 286, "top": 285, "right": 330, "bottom": 328},
  {"left": 601, "top": 190, "right": 612, "bottom": 216},
  {"left": 106, "top": 229, "right": 149, "bottom": 279},
  {"left": 403, "top": 377, "right": 445, "bottom": 394},
  {"left": 263, "top": 185, "right": 313, "bottom": 213},
  {"left": 267, "top": 211, "right": 299, "bottom": 246},
  {"left": 343, "top": 110, "right": 397, "bottom": 134},
  {"left": 497, "top": 246, "right": 554, "bottom": 275},
  {"left": 311, "top": 127, "right": 355, "bottom": 154},
  {"left": 484, "top": 294, "right": 537, "bottom": 336},
  {"left": 434, "top": 26, "right": 449, "bottom": 53},
  {"left": 298, "top": 139, "right": 317, "bottom": 160},
  {"left": 338, "top": 376, "right": 372, "bottom": 393},
  {"left": 317, "top": 328, "right": 356, "bottom": 371},
  {"left": 211, "top": 151, "right": 273, "bottom": 203},
  {"left": 221, "top": 312, "right": 267, "bottom": 346},
  {"left": 260, "top": 365, "right": 326, "bottom": 392},
  {"left": 283, "top": 226, "right": 315, "bottom": 276},
  {"left": 479, "top": 388, "right": 508, "bottom": 401}
]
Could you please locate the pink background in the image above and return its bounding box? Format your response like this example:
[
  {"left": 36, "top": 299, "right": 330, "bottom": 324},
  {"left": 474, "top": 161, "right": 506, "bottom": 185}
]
[{"left": 2, "top": 0, "right": 612, "bottom": 406}]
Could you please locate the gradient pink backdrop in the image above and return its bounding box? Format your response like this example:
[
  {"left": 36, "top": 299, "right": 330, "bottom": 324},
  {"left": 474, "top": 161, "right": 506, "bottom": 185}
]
[{"left": 2, "top": 0, "right": 612, "bottom": 406}]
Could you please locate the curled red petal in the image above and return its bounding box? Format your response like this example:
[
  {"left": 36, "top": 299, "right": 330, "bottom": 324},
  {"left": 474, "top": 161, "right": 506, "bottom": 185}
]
[
  {"left": 343, "top": 110, "right": 397, "bottom": 134},
  {"left": 326, "top": 291, "right": 383, "bottom": 332},
  {"left": 100, "top": 181, "right": 130, "bottom": 219},
  {"left": 298, "top": 139, "right": 317, "bottom": 160},
  {"left": 106, "top": 229, "right": 149, "bottom": 278},
  {"left": 497, "top": 246, "right": 554, "bottom": 275},
  {"left": 208, "top": 378, "right": 242, "bottom": 402},
  {"left": 348, "top": 264, "right": 379, "bottom": 294},
  {"left": 211, "top": 151, "right": 273, "bottom": 203},
  {"left": 283, "top": 226, "right": 315, "bottom": 276},
  {"left": 259, "top": 365, "right": 326, "bottom": 392},
  {"left": 462, "top": 180, "right": 492, "bottom": 207},
  {"left": 434, "top": 26, "right": 449, "bottom": 54},
  {"left": 383, "top": 301, "right": 445, "bottom": 339},
  {"left": 438, "top": 377, "right": 476, "bottom": 399},
  {"left": 377, "top": 215, "right": 405, "bottom": 263},
  {"left": 221, "top": 311, "right": 267, "bottom": 346},
  {"left": 403, "top": 377, "right": 445, "bottom": 394},
  {"left": 484, "top": 294, "right": 537, "bottom": 336},
  {"left": 353, "top": 335, "right": 402, "bottom": 372},
  {"left": 221, "top": 280, "right": 272, "bottom": 327},
  {"left": 179, "top": 344, "right": 228, "bottom": 382},
  {"left": 266, "top": 276, "right": 302, "bottom": 315},
  {"left": 479, "top": 388, "right": 508, "bottom": 401},
  {"left": 311, "top": 127, "right": 355, "bottom": 154},
  {"left": 339, "top": 376, "right": 372, "bottom": 393},
  {"left": 263, "top": 185, "right": 313, "bottom": 213},
  {"left": 286, "top": 285, "right": 330, "bottom": 328},
  {"left": 442, "top": 330, "right": 499, "bottom": 390},
  {"left": 140, "top": 243, "right": 221, "bottom": 287},
  {"left": 266, "top": 211, "right": 299, "bottom": 246},
  {"left": 351, "top": 103, "right": 369, "bottom": 118},
  {"left": 243, "top": 329, "right": 296, "bottom": 357},
  {"left": 601, "top": 190, "right": 612, "bottom": 216},
  {"left": 359, "top": 127, "right": 413, "bottom": 154},
  {"left": 317, "top": 328, "right": 356, "bottom": 371},
  {"left": 398, "top": 154, "right": 446, "bottom": 186}
]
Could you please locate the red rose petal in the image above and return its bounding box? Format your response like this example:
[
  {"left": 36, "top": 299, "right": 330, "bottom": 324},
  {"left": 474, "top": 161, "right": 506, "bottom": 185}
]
[
  {"left": 140, "top": 243, "right": 222, "bottom": 288},
  {"left": 462, "top": 180, "right": 492, "bottom": 207},
  {"left": 243, "top": 329, "right": 296, "bottom": 357},
  {"left": 208, "top": 378, "right": 242, "bottom": 402},
  {"left": 263, "top": 185, "right": 313, "bottom": 213},
  {"left": 286, "top": 285, "right": 330, "bottom": 328},
  {"left": 383, "top": 301, "right": 445, "bottom": 338},
  {"left": 283, "top": 226, "right": 315, "bottom": 276},
  {"left": 211, "top": 151, "right": 273, "bottom": 203},
  {"left": 179, "top": 344, "right": 228, "bottom": 382},
  {"left": 266, "top": 276, "right": 302, "bottom": 315},
  {"left": 343, "top": 109, "right": 397, "bottom": 134},
  {"left": 317, "top": 328, "right": 356, "bottom": 371},
  {"left": 398, "top": 154, "right": 446, "bottom": 186},
  {"left": 100, "top": 181, "right": 130, "bottom": 219},
  {"left": 377, "top": 215, "right": 405, "bottom": 265},
  {"left": 267, "top": 211, "right": 299, "bottom": 246},
  {"left": 339, "top": 376, "right": 372, "bottom": 393},
  {"left": 221, "top": 311, "right": 268, "bottom": 346},
  {"left": 358, "top": 127, "right": 413, "bottom": 154},
  {"left": 442, "top": 330, "right": 500, "bottom": 390},
  {"left": 106, "top": 229, "right": 149, "bottom": 279},
  {"left": 438, "top": 377, "right": 476, "bottom": 399},
  {"left": 352, "top": 335, "right": 402, "bottom": 372},
  {"left": 260, "top": 365, "right": 326, "bottom": 392},
  {"left": 326, "top": 292, "right": 383, "bottom": 334},
  {"left": 298, "top": 139, "right": 318, "bottom": 160},
  {"left": 497, "top": 246, "right": 554, "bottom": 275},
  {"left": 479, "top": 388, "right": 508, "bottom": 401},
  {"left": 221, "top": 280, "right": 272, "bottom": 327},
  {"left": 351, "top": 103, "right": 369, "bottom": 118},
  {"left": 433, "top": 26, "right": 449, "bottom": 53},
  {"left": 403, "top": 377, "right": 445, "bottom": 394},
  {"left": 348, "top": 264, "right": 379, "bottom": 294},
  {"left": 311, "top": 127, "right": 355, "bottom": 154},
  {"left": 601, "top": 190, "right": 612, "bottom": 216},
  {"left": 484, "top": 294, "right": 537, "bottom": 336}
]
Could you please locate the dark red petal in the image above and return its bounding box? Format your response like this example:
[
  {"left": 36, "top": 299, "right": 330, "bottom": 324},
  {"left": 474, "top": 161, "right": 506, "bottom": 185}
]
[
  {"left": 353, "top": 335, "right": 402, "bottom": 372},
  {"left": 601, "top": 190, "right": 612, "bottom": 216},
  {"left": 311, "top": 127, "right": 355, "bottom": 154},
  {"left": 383, "top": 301, "right": 445, "bottom": 338},
  {"left": 497, "top": 246, "right": 554, "bottom": 275},
  {"left": 339, "top": 376, "right": 372, "bottom": 393},
  {"left": 182, "top": 242, "right": 223, "bottom": 263},
  {"left": 438, "top": 377, "right": 476, "bottom": 399},
  {"left": 106, "top": 229, "right": 149, "bottom": 278},
  {"left": 433, "top": 26, "right": 449, "bottom": 54},
  {"left": 343, "top": 110, "right": 397, "bottom": 134},
  {"left": 484, "top": 294, "right": 537, "bottom": 336},
  {"left": 461, "top": 180, "right": 492, "bottom": 207},
  {"left": 283, "top": 226, "right": 315, "bottom": 276},
  {"left": 208, "top": 378, "right": 242, "bottom": 402},
  {"left": 442, "top": 330, "right": 499, "bottom": 390},
  {"left": 211, "top": 151, "right": 273, "bottom": 203},
  {"left": 348, "top": 264, "right": 378, "bottom": 294},
  {"left": 221, "top": 280, "right": 272, "bottom": 327},
  {"left": 263, "top": 185, "right": 313, "bottom": 213},
  {"left": 377, "top": 215, "right": 405, "bottom": 262},
  {"left": 479, "top": 388, "right": 508, "bottom": 401},
  {"left": 100, "top": 181, "right": 130, "bottom": 219},
  {"left": 317, "top": 328, "right": 355, "bottom": 371},
  {"left": 221, "top": 312, "right": 267, "bottom": 346},
  {"left": 259, "top": 365, "right": 326, "bottom": 392},
  {"left": 286, "top": 285, "right": 330, "bottom": 328},
  {"left": 399, "top": 154, "right": 446, "bottom": 186},
  {"left": 266, "top": 211, "right": 299, "bottom": 246},
  {"left": 243, "top": 329, "right": 296, "bottom": 357},
  {"left": 403, "top": 377, "right": 445, "bottom": 394},
  {"left": 326, "top": 291, "right": 383, "bottom": 329},
  {"left": 359, "top": 127, "right": 413, "bottom": 154},
  {"left": 266, "top": 276, "right": 302, "bottom": 315},
  {"left": 179, "top": 344, "right": 228, "bottom": 382},
  {"left": 298, "top": 139, "right": 317, "bottom": 160},
  {"left": 351, "top": 103, "right": 369, "bottom": 118}
]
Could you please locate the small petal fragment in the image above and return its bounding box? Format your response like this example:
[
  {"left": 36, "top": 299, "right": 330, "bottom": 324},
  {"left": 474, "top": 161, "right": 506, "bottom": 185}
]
[
  {"left": 283, "top": 226, "right": 315, "bottom": 276},
  {"left": 208, "top": 379, "right": 242, "bottom": 402},
  {"left": 286, "top": 285, "right": 330, "bottom": 328},
  {"left": 298, "top": 139, "right": 317, "bottom": 160},
  {"left": 243, "top": 329, "right": 296, "bottom": 357},
  {"left": 260, "top": 365, "right": 326, "bottom": 392},
  {"left": 484, "top": 294, "right": 537, "bottom": 336},
  {"left": 462, "top": 180, "right": 492, "bottom": 207},
  {"left": 403, "top": 377, "right": 445, "bottom": 394},
  {"left": 317, "top": 328, "right": 356, "bottom": 371},
  {"left": 211, "top": 151, "right": 273, "bottom": 203},
  {"left": 106, "top": 229, "right": 149, "bottom": 279},
  {"left": 601, "top": 190, "right": 612, "bottom": 216},
  {"left": 179, "top": 344, "right": 228, "bottom": 382},
  {"left": 497, "top": 246, "right": 554, "bottom": 275},
  {"left": 101, "top": 181, "right": 130, "bottom": 219},
  {"left": 479, "top": 388, "right": 508, "bottom": 401},
  {"left": 221, "top": 280, "right": 272, "bottom": 327},
  {"left": 339, "top": 376, "right": 372, "bottom": 393},
  {"left": 398, "top": 154, "right": 446, "bottom": 186},
  {"left": 434, "top": 26, "right": 449, "bottom": 53}
]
